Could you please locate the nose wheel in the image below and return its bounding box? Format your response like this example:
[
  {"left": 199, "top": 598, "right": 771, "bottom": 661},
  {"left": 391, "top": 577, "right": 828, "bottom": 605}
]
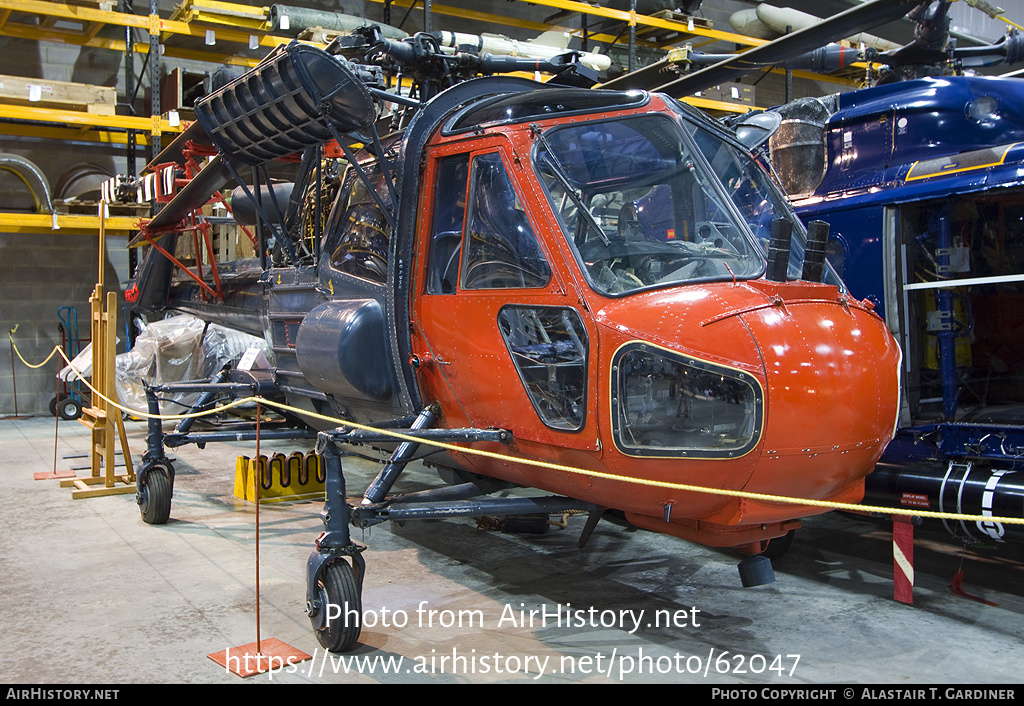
[
  {"left": 305, "top": 421, "right": 516, "bottom": 652},
  {"left": 137, "top": 461, "right": 173, "bottom": 525},
  {"left": 310, "top": 559, "right": 363, "bottom": 653}
]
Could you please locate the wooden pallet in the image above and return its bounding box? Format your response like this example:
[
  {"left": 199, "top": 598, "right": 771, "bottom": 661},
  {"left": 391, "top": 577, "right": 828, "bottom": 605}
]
[
  {"left": 0, "top": 74, "right": 115, "bottom": 115},
  {"left": 635, "top": 10, "right": 713, "bottom": 46}
]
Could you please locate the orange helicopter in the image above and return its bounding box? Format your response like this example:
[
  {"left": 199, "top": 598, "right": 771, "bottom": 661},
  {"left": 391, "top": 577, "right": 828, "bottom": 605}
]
[{"left": 116, "top": 1, "right": 916, "bottom": 653}]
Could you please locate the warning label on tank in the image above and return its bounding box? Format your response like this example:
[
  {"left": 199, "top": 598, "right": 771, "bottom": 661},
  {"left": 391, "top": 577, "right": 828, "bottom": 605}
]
[{"left": 901, "top": 492, "right": 930, "bottom": 508}]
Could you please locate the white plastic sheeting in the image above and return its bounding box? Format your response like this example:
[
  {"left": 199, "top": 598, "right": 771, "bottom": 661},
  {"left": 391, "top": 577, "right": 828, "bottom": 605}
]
[{"left": 59, "top": 315, "right": 272, "bottom": 414}]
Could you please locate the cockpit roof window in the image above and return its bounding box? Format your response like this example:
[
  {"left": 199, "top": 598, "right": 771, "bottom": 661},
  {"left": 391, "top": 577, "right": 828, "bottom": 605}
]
[{"left": 446, "top": 88, "right": 648, "bottom": 134}]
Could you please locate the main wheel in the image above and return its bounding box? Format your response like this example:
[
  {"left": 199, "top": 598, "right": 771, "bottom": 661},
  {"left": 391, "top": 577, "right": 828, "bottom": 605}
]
[
  {"left": 138, "top": 463, "right": 172, "bottom": 525},
  {"left": 312, "top": 560, "right": 362, "bottom": 653}
]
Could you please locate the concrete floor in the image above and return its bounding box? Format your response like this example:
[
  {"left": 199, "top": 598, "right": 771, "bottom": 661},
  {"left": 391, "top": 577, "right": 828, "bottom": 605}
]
[{"left": 2, "top": 414, "right": 1024, "bottom": 685}]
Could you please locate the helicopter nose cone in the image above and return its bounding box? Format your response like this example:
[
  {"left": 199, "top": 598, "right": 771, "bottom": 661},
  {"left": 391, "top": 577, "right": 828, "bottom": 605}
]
[
  {"left": 736, "top": 286, "right": 901, "bottom": 505},
  {"left": 596, "top": 280, "right": 901, "bottom": 527}
]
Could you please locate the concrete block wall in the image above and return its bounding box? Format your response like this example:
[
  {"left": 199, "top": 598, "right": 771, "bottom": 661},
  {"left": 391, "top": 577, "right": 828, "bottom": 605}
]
[
  {"left": 0, "top": 26, "right": 133, "bottom": 416},
  {"left": 0, "top": 16, "right": 156, "bottom": 416},
  {"left": 0, "top": 232, "right": 129, "bottom": 416}
]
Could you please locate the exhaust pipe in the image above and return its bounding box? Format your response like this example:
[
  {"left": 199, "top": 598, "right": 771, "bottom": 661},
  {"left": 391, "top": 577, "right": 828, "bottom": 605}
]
[
  {"left": 801, "top": 219, "right": 830, "bottom": 283},
  {"left": 765, "top": 218, "right": 793, "bottom": 282}
]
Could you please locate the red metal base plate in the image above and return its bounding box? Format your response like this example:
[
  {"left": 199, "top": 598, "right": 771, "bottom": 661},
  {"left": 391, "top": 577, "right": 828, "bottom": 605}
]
[
  {"left": 33, "top": 470, "right": 77, "bottom": 480},
  {"left": 207, "top": 637, "right": 312, "bottom": 678}
]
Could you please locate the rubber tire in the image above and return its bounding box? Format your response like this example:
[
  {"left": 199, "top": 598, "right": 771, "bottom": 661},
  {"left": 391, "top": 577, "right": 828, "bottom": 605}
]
[
  {"left": 58, "top": 396, "right": 83, "bottom": 421},
  {"left": 760, "top": 529, "right": 795, "bottom": 561},
  {"left": 49, "top": 395, "right": 59, "bottom": 417},
  {"left": 138, "top": 464, "right": 172, "bottom": 525},
  {"left": 313, "top": 560, "right": 362, "bottom": 653}
]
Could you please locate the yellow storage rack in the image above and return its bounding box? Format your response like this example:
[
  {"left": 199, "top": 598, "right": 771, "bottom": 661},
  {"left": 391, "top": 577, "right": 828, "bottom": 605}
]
[{"left": 0, "top": 0, "right": 858, "bottom": 232}]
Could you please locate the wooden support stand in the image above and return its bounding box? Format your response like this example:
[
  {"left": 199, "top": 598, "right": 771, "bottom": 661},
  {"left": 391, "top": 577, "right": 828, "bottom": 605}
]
[{"left": 60, "top": 204, "right": 136, "bottom": 499}]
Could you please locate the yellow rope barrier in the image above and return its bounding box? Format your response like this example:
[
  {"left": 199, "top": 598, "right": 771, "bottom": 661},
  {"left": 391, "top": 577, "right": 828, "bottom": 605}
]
[
  {"left": 1000, "top": 16, "right": 1024, "bottom": 32},
  {"left": 8, "top": 326, "right": 61, "bottom": 369},
  {"left": 8, "top": 334, "right": 1024, "bottom": 527}
]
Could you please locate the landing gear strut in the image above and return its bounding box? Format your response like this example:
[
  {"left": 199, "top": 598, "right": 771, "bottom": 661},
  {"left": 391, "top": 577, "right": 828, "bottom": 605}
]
[
  {"left": 135, "top": 368, "right": 315, "bottom": 524},
  {"left": 306, "top": 416, "right": 598, "bottom": 652}
]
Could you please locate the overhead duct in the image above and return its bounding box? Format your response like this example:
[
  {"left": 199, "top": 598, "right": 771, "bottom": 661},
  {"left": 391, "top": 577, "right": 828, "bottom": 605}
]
[
  {"left": 54, "top": 163, "right": 115, "bottom": 202},
  {"left": 269, "top": 5, "right": 407, "bottom": 40},
  {"left": 768, "top": 96, "right": 838, "bottom": 197},
  {"left": 0, "top": 153, "right": 52, "bottom": 213},
  {"left": 194, "top": 41, "right": 377, "bottom": 166},
  {"left": 732, "top": 4, "right": 903, "bottom": 52},
  {"left": 433, "top": 30, "right": 612, "bottom": 73},
  {"left": 729, "top": 9, "right": 777, "bottom": 40}
]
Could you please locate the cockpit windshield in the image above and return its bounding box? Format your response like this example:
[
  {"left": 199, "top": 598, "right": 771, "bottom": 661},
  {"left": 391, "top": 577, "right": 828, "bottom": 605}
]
[
  {"left": 533, "top": 114, "right": 765, "bottom": 295},
  {"left": 688, "top": 121, "right": 839, "bottom": 286}
]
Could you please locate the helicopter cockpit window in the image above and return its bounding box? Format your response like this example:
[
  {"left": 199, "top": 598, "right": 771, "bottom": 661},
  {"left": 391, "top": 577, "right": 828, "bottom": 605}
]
[
  {"left": 426, "top": 154, "right": 469, "bottom": 294},
  {"left": 688, "top": 123, "right": 841, "bottom": 288},
  {"left": 612, "top": 343, "right": 763, "bottom": 458},
  {"left": 329, "top": 164, "right": 391, "bottom": 285},
  {"left": 534, "top": 115, "right": 764, "bottom": 296},
  {"left": 461, "top": 152, "right": 551, "bottom": 290}
]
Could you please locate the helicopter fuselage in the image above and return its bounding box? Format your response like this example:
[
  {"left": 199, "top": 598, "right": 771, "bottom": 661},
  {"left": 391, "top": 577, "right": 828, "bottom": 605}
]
[{"left": 150, "top": 82, "right": 905, "bottom": 551}]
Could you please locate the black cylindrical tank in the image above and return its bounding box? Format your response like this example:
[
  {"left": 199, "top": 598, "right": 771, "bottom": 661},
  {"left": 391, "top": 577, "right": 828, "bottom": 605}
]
[{"left": 864, "top": 461, "right": 1024, "bottom": 545}]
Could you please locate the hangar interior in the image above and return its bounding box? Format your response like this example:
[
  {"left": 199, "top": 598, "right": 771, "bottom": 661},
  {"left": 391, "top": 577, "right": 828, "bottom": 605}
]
[{"left": 2, "top": 0, "right": 1024, "bottom": 685}]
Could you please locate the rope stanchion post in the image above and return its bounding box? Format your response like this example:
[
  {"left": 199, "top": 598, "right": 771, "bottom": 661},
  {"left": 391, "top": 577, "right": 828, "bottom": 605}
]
[
  {"left": 893, "top": 515, "right": 915, "bottom": 604},
  {"left": 5, "top": 325, "right": 30, "bottom": 420},
  {"left": 8, "top": 327, "right": 18, "bottom": 418},
  {"left": 33, "top": 358, "right": 77, "bottom": 481},
  {"left": 207, "top": 399, "right": 313, "bottom": 678}
]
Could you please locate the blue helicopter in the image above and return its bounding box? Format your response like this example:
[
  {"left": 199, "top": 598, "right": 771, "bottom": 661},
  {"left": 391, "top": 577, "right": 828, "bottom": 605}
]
[
  {"left": 610, "top": 0, "right": 1024, "bottom": 547},
  {"left": 768, "top": 0, "right": 1024, "bottom": 547}
]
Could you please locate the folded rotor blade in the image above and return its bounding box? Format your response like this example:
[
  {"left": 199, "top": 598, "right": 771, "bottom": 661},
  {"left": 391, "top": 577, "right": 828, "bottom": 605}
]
[
  {"left": 144, "top": 120, "right": 213, "bottom": 173},
  {"left": 603, "top": 0, "right": 923, "bottom": 96},
  {"left": 129, "top": 154, "right": 233, "bottom": 244}
]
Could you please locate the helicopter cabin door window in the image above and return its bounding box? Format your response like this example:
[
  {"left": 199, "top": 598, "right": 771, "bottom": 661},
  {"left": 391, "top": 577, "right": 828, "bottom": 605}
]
[
  {"left": 462, "top": 152, "right": 551, "bottom": 290},
  {"left": 425, "top": 151, "right": 551, "bottom": 292},
  {"left": 426, "top": 153, "right": 469, "bottom": 294},
  {"left": 497, "top": 306, "right": 588, "bottom": 431}
]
